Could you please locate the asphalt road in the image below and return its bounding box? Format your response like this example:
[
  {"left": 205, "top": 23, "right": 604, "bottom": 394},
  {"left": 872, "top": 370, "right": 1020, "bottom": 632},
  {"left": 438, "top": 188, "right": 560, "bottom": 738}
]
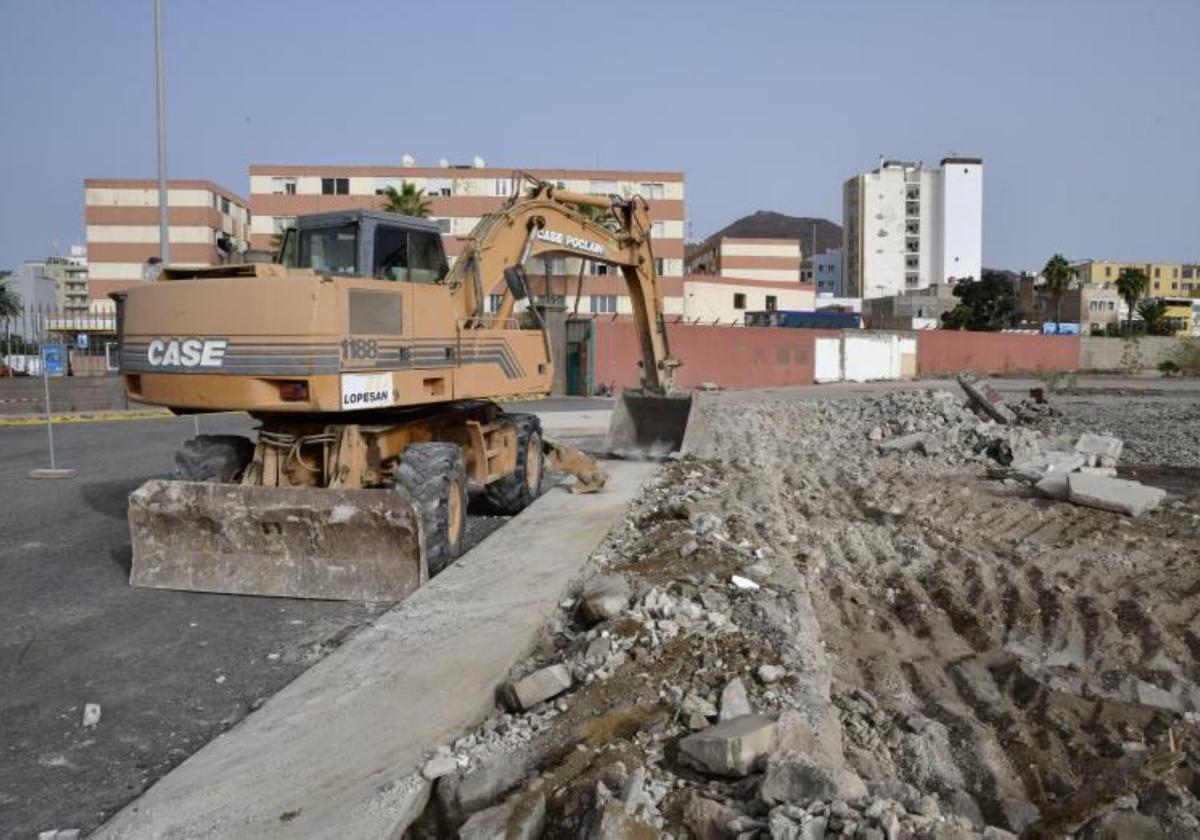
[{"left": 0, "top": 402, "right": 607, "bottom": 838}]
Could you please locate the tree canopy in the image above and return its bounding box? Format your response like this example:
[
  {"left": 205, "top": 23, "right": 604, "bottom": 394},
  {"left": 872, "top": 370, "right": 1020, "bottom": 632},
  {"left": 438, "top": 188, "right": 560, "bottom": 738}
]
[
  {"left": 941, "top": 272, "right": 1020, "bottom": 331},
  {"left": 380, "top": 183, "right": 432, "bottom": 218}
]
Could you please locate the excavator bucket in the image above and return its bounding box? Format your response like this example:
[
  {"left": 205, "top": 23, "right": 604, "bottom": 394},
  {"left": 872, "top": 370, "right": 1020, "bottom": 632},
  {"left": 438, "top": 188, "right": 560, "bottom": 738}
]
[
  {"left": 606, "top": 390, "right": 695, "bottom": 455},
  {"left": 127, "top": 480, "right": 425, "bottom": 602}
]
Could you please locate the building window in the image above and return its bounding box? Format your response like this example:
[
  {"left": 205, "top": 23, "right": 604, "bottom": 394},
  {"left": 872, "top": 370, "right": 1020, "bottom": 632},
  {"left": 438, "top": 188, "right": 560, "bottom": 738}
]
[
  {"left": 426, "top": 178, "right": 451, "bottom": 197},
  {"left": 543, "top": 256, "right": 566, "bottom": 275},
  {"left": 271, "top": 177, "right": 297, "bottom": 195},
  {"left": 589, "top": 261, "right": 610, "bottom": 276},
  {"left": 654, "top": 258, "right": 664, "bottom": 276},
  {"left": 374, "top": 177, "right": 403, "bottom": 195},
  {"left": 493, "top": 178, "right": 513, "bottom": 197},
  {"left": 321, "top": 177, "right": 349, "bottom": 196},
  {"left": 591, "top": 180, "right": 617, "bottom": 196},
  {"left": 591, "top": 294, "right": 617, "bottom": 314},
  {"left": 220, "top": 197, "right": 231, "bottom": 214},
  {"left": 765, "top": 295, "right": 778, "bottom": 311},
  {"left": 639, "top": 182, "right": 665, "bottom": 199},
  {"left": 487, "top": 294, "right": 504, "bottom": 314},
  {"left": 1154, "top": 267, "right": 1161, "bottom": 278},
  {"left": 651, "top": 221, "right": 665, "bottom": 238},
  {"left": 733, "top": 293, "right": 746, "bottom": 310},
  {"left": 1104, "top": 266, "right": 1111, "bottom": 277},
  {"left": 271, "top": 215, "right": 296, "bottom": 234}
]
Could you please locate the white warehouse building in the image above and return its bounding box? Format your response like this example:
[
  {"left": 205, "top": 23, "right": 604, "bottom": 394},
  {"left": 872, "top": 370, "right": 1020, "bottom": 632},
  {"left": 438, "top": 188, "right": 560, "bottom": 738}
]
[{"left": 842, "top": 157, "right": 982, "bottom": 299}]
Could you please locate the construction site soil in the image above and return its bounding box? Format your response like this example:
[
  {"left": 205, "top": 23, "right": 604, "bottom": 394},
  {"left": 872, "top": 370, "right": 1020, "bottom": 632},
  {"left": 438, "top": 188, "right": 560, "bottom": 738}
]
[{"left": 415, "top": 389, "right": 1200, "bottom": 839}]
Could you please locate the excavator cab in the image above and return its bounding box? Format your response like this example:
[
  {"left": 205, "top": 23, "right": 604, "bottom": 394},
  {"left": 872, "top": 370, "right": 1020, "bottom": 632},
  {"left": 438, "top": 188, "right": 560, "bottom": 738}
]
[{"left": 277, "top": 210, "right": 450, "bottom": 283}]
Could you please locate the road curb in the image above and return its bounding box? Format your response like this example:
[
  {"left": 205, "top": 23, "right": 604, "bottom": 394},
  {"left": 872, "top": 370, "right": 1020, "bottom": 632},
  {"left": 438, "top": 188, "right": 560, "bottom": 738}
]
[
  {"left": 0, "top": 410, "right": 174, "bottom": 427},
  {"left": 94, "top": 459, "right": 657, "bottom": 839}
]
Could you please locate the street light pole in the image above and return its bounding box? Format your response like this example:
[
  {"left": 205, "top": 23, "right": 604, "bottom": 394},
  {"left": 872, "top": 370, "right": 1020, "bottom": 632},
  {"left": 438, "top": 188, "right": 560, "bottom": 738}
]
[{"left": 154, "top": 0, "right": 170, "bottom": 266}]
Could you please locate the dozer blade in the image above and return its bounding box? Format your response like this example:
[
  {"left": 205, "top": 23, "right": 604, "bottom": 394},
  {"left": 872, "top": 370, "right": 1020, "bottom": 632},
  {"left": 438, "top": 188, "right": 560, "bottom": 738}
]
[
  {"left": 606, "top": 390, "right": 694, "bottom": 456},
  {"left": 128, "top": 480, "right": 425, "bottom": 602}
]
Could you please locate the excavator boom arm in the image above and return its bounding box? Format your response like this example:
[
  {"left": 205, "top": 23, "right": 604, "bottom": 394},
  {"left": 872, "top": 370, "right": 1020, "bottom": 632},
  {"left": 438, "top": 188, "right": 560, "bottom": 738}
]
[{"left": 445, "top": 177, "right": 678, "bottom": 393}]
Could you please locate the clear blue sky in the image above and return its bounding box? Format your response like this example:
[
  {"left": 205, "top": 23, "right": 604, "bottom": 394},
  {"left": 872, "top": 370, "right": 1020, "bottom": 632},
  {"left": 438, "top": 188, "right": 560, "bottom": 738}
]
[{"left": 1, "top": 0, "right": 1197, "bottom": 271}]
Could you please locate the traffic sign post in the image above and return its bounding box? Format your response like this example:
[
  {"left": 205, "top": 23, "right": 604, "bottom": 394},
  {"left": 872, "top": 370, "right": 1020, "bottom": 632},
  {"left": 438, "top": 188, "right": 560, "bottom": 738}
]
[{"left": 28, "top": 344, "right": 77, "bottom": 479}]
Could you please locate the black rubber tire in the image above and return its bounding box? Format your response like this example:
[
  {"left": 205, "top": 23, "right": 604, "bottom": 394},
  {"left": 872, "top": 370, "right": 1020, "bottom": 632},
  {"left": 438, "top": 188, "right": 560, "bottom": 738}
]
[
  {"left": 483, "top": 414, "right": 543, "bottom": 515},
  {"left": 173, "top": 435, "right": 254, "bottom": 482},
  {"left": 394, "top": 442, "right": 467, "bottom": 576}
]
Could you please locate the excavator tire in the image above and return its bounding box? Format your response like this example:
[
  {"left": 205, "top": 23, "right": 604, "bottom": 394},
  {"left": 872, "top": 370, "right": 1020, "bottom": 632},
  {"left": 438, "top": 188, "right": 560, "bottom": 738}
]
[
  {"left": 394, "top": 442, "right": 467, "bottom": 576},
  {"left": 173, "top": 435, "right": 254, "bottom": 483},
  {"left": 483, "top": 413, "right": 543, "bottom": 515}
]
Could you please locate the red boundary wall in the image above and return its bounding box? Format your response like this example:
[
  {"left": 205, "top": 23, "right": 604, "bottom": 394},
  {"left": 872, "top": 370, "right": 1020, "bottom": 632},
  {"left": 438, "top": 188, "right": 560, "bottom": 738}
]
[
  {"left": 916, "top": 331, "right": 1080, "bottom": 375},
  {"left": 593, "top": 321, "right": 836, "bottom": 390},
  {"left": 590, "top": 321, "right": 1083, "bottom": 391}
]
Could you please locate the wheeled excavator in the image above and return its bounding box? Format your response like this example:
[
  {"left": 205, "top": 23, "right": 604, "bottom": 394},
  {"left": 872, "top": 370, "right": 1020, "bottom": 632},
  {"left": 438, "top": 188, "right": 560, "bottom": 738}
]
[{"left": 115, "top": 176, "right": 692, "bottom": 601}]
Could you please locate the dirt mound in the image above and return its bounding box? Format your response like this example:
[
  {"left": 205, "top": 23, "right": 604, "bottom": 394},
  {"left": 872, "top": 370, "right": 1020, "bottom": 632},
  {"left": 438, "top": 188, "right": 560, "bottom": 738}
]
[{"left": 409, "top": 391, "right": 1200, "bottom": 839}]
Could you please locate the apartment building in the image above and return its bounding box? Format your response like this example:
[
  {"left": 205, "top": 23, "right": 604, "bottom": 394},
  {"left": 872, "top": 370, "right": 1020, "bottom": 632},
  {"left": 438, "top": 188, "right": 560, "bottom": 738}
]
[
  {"left": 685, "top": 236, "right": 802, "bottom": 283},
  {"left": 246, "top": 162, "right": 686, "bottom": 316},
  {"left": 1018, "top": 274, "right": 1122, "bottom": 333},
  {"left": 14, "top": 247, "right": 89, "bottom": 311},
  {"left": 83, "top": 179, "right": 251, "bottom": 306},
  {"left": 1184, "top": 264, "right": 1200, "bottom": 296},
  {"left": 813, "top": 248, "right": 843, "bottom": 296},
  {"left": 1071, "top": 260, "right": 1186, "bottom": 297},
  {"left": 843, "top": 157, "right": 983, "bottom": 299}
]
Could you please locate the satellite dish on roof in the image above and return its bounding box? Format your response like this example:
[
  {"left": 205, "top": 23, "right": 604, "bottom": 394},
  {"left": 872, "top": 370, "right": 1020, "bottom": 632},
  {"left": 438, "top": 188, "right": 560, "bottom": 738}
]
[
  {"left": 438, "top": 158, "right": 450, "bottom": 168},
  {"left": 401, "top": 154, "right": 415, "bottom": 167},
  {"left": 472, "top": 156, "right": 486, "bottom": 169}
]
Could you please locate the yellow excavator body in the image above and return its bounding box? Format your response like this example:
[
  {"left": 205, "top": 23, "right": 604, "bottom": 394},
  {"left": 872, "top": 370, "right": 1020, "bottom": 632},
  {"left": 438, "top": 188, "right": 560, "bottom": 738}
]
[{"left": 118, "top": 176, "right": 691, "bottom": 600}]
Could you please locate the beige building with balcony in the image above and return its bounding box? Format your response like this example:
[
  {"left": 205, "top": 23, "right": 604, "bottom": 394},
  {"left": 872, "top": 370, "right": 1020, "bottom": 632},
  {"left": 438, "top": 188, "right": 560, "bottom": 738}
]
[
  {"left": 247, "top": 163, "right": 685, "bottom": 316},
  {"left": 83, "top": 179, "right": 251, "bottom": 306}
]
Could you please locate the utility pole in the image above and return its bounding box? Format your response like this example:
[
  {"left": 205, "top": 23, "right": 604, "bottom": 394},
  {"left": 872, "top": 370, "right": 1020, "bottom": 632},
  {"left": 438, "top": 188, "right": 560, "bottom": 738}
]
[{"left": 154, "top": 0, "right": 170, "bottom": 266}]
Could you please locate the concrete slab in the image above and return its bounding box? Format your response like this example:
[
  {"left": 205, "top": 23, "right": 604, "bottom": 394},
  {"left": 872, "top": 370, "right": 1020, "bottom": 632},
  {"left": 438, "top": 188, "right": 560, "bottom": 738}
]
[
  {"left": 1067, "top": 472, "right": 1166, "bottom": 517},
  {"left": 94, "top": 460, "right": 656, "bottom": 840}
]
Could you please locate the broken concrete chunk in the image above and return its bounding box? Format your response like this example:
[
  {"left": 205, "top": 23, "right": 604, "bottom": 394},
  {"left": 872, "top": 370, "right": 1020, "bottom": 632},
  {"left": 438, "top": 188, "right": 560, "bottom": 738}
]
[
  {"left": 1066, "top": 473, "right": 1166, "bottom": 517},
  {"left": 458, "top": 790, "right": 546, "bottom": 840},
  {"left": 756, "top": 664, "right": 786, "bottom": 684},
  {"left": 682, "top": 793, "right": 739, "bottom": 840},
  {"left": 718, "top": 678, "right": 752, "bottom": 722},
  {"left": 1034, "top": 472, "right": 1071, "bottom": 501},
  {"left": 579, "top": 575, "right": 631, "bottom": 625},
  {"left": 958, "top": 375, "right": 1016, "bottom": 424},
  {"left": 878, "top": 432, "right": 942, "bottom": 455},
  {"left": 678, "top": 714, "right": 776, "bottom": 777},
  {"left": 584, "top": 799, "right": 656, "bottom": 839},
  {"left": 1074, "top": 432, "right": 1123, "bottom": 467},
  {"left": 421, "top": 754, "right": 458, "bottom": 780},
  {"left": 503, "top": 664, "right": 572, "bottom": 711},
  {"left": 82, "top": 703, "right": 101, "bottom": 728},
  {"left": 730, "top": 575, "right": 760, "bottom": 591},
  {"left": 681, "top": 692, "right": 718, "bottom": 719},
  {"left": 1007, "top": 451, "right": 1086, "bottom": 482},
  {"left": 759, "top": 757, "right": 868, "bottom": 805}
]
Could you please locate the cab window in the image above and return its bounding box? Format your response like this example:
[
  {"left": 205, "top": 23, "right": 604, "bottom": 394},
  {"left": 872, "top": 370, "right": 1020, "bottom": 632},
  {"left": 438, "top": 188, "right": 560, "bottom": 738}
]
[
  {"left": 299, "top": 225, "right": 357, "bottom": 275},
  {"left": 409, "top": 231, "right": 445, "bottom": 283},
  {"left": 373, "top": 226, "right": 409, "bottom": 280}
]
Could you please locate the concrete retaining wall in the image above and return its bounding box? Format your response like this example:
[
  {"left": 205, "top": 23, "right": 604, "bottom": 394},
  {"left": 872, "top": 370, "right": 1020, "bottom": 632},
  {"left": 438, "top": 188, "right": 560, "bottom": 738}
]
[{"left": 1079, "top": 336, "right": 1183, "bottom": 371}]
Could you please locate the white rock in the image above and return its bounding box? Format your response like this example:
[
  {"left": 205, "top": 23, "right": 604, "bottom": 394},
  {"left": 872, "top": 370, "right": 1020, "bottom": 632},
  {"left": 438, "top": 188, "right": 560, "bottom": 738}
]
[
  {"left": 757, "top": 664, "right": 786, "bottom": 684},
  {"left": 731, "top": 575, "right": 760, "bottom": 591},
  {"left": 82, "top": 704, "right": 101, "bottom": 728}
]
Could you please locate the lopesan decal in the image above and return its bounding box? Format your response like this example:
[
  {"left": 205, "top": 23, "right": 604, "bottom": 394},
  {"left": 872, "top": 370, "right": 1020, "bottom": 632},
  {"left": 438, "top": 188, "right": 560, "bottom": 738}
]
[{"left": 340, "top": 372, "right": 397, "bottom": 410}]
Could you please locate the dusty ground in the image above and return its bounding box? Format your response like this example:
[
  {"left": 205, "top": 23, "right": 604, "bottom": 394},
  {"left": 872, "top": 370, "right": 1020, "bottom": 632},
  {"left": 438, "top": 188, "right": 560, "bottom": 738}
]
[{"left": 414, "top": 386, "right": 1200, "bottom": 839}]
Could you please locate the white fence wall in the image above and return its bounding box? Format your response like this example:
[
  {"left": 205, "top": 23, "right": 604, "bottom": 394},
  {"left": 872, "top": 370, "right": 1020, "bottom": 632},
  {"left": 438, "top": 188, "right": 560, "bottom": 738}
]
[{"left": 818, "top": 331, "right": 917, "bottom": 383}]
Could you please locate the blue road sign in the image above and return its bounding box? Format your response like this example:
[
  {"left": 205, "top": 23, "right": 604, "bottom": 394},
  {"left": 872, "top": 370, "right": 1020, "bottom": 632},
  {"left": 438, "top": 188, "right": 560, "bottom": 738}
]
[{"left": 42, "top": 344, "right": 66, "bottom": 376}]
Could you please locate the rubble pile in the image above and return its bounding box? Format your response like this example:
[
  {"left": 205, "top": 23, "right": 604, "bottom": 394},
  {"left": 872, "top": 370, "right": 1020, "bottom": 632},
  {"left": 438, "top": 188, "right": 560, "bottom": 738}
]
[{"left": 408, "top": 391, "right": 1200, "bottom": 839}]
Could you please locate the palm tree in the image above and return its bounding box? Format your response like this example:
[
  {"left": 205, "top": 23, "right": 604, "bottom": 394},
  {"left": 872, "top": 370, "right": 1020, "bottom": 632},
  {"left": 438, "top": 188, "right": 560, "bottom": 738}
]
[
  {"left": 1041, "top": 254, "right": 1074, "bottom": 332},
  {"left": 380, "top": 183, "right": 431, "bottom": 218},
  {"left": 1115, "top": 267, "right": 1149, "bottom": 332},
  {"left": 0, "top": 281, "right": 20, "bottom": 318},
  {"left": 1136, "top": 299, "right": 1168, "bottom": 335}
]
